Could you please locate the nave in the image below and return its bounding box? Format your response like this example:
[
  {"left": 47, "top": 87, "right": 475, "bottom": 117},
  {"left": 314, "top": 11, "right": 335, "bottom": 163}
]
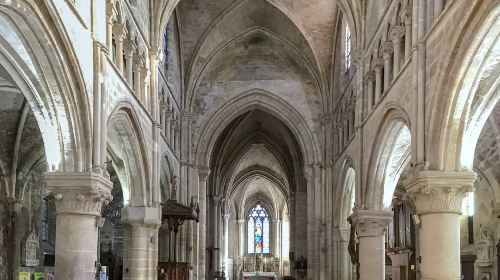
[{"left": 0, "top": 0, "right": 499, "bottom": 280}]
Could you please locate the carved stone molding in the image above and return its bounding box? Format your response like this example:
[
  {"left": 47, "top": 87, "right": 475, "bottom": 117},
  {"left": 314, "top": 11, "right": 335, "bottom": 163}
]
[
  {"left": 304, "top": 165, "right": 314, "bottom": 179},
  {"left": 372, "top": 58, "right": 384, "bottom": 71},
  {"left": 352, "top": 209, "right": 392, "bottom": 237},
  {"left": 382, "top": 42, "right": 394, "bottom": 57},
  {"left": 353, "top": 50, "right": 365, "bottom": 67},
  {"left": 43, "top": 172, "right": 113, "bottom": 217},
  {"left": 365, "top": 71, "right": 376, "bottom": 82},
  {"left": 198, "top": 168, "right": 211, "bottom": 181},
  {"left": 404, "top": 170, "right": 477, "bottom": 215},
  {"left": 389, "top": 25, "right": 406, "bottom": 42}
]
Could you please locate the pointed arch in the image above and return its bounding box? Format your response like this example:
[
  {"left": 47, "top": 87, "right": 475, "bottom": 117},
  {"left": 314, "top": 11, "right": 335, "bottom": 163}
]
[
  {"left": 107, "top": 104, "right": 150, "bottom": 206},
  {"left": 428, "top": 1, "right": 500, "bottom": 171},
  {"left": 365, "top": 108, "right": 412, "bottom": 210},
  {"left": 195, "top": 89, "right": 319, "bottom": 168},
  {"left": 336, "top": 158, "right": 356, "bottom": 227},
  {"left": 0, "top": 2, "right": 92, "bottom": 172}
]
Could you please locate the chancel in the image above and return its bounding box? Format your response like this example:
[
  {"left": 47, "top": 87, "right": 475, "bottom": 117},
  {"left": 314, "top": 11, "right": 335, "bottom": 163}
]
[{"left": 0, "top": 0, "right": 498, "bottom": 280}]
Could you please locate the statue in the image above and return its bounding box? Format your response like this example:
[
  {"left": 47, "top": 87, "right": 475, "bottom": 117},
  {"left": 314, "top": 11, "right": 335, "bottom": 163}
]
[
  {"left": 347, "top": 216, "right": 359, "bottom": 265},
  {"left": 477, "top": 225, "right": 494, "bottom": 267},
  {"left": 256, "top": 253, "right": 264, "bottom": 272},
  {"left": 170, "top": 175, "right": 178, "bottom": 200}
]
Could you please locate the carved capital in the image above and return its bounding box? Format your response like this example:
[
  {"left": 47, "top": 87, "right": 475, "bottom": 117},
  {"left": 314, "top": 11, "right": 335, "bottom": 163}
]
[
  {"left": 372, "top": 58, "right": 384, "bottom": 71},
  {"left": 198, "top": 168, "right": 211, "bottom": 181},
  {"left": 382, "top": 42, "right": 394, "bottom": 58},
  {"left": 353, "top": 50, "right": 365, "bottom": 67},
  {"left": 365, "top": 71, "right": 376, "bottom": 82},
  {"left": 112, "top": 24, "right": 126, "bottom": 41},
  {"left": 163, "top": 110, "right": 172, "bottom": 121},
  {"left": 404, "top": 170, "right": 477, "bottom": 215},
  {"left": 43, "top": 172, "right": 113, "bottom": 216},
  {"left": 304, "top": 165, "right": 314, "bottom": 179},
  {"left": 352, "top": 209, "right": 392, "bottom": 237},
  {"left": 159, "top": 101, "right": 168, "bottom": 112},
  {"left": 389, "top": 25, "right": 406, "bottom": 42},
  {"left": 123, "top": 40, "right": 137, "bottom": 56}
]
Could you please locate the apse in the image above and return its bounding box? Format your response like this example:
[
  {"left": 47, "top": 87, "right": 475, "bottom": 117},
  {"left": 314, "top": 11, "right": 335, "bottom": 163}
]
[{"left": 206, "top": 109, "right": 304, "bottom": 279}]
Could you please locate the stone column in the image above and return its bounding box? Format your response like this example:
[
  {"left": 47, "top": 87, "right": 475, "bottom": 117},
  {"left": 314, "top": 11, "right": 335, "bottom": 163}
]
[
  {"left": 223, "top": 213, "right": 230, "bottom": 273},
  {"left": 390, "top": 26, "right": 405, "bottom": 76},
  {"left": 366, "top": 71, "right": 375, "bottom": 110},
  {"left": 140, "top": 67, "right": 149, "bottom": 108},
  {"left": 404, "top": 170, "right": 476, "bottom": 280},
  {"left": 304, "top": 166, "right": 315, "bottom": 280},
  {"left": 198, "top": 168, "right": 210, "bottom": 280},
  {"left": 43, "top": 172, "right": 113, "bottom": 280},
  {"left": 170, "top": 118, "right": 176, "bottom": 147},
  {"left": 165, "top": 110, "right": 172, "bottom": 143},
  {"left": 274, "top": 219, "right": 282, "bottom": 258},
  {"left": 401, "top": 10, "right": 412, "bottom": 61},
  {"left": 159, "top": 101, "right": 167, "bottom": 137},
  {"left": 352, "top": 209, "right": 392, "bottom": 280},
  {"left": 373, "top": 58, "right": 384, "bottom": 102},
  {"left": 388, "top": 251, "right": 412, "bottom": 280},
  {"left": 121, "top": 206, "right": 161, "bottom": 280},
  {"left": 334, "top": 227, "right": 351, "bottom": 280},
  {"left": 237, "top": 219, "right": 246, "bottom": 258},
  {"left": 289, "top": 193, "right": 296, "bottom": 256},
  {"left": 174, "top": 123, "right": 181, "bottom": 155},
  {"left": 211, "top": 196, "right": 222, "bottom": 274},
  {"left": 112, "top": 24, "right": 126, "bottom": 73},
  {"left": 133, "top": 57, "right": 142, "bottom": 95},
  {"left": 124, "top": 40, "right": 136, "bottom": 85},
  {"left": 382, "top": 42, "right": 393, "bottom": 89}
]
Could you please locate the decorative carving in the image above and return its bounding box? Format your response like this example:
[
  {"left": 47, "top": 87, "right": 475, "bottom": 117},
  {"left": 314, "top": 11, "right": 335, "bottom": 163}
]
[
  {"left": 372, "top": 58, "right": 384, "bottom": 72},
  {"left": 404, "top": 170, "right": 477, "bottom": 214},
  {"left": 352, "top": 209, "right": 392, "bottom": 237},
  {"left": 43, "top": 172, "right": 113, "bottom": 216},
  {"left": 198, "top": 168, "right": 211, "bottom": 181},
  {"left": 21, "top": 230, "right": 39, "bottom": 267},
  {"left": 389, "top": 26, "right": 406, "bottom": 42},
  {"left": 304, "top": 166, "right": 314, "bottom": 179},
  {"left": 353, "top": 50, "right": 365, "bottom": 67},
  {"left": 365, "top": 71, "right": 375, "bottom": 82},
  {"left": 382, "top": 42, "right": 394, "bottom": 58},
  {"left": 477, "top": 225, "right": 494, "bottom": 267}
]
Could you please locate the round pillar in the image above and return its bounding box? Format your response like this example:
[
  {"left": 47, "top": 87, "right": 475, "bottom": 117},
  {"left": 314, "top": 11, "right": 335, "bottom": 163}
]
[
  {"left": 352, "top": 209, "right": 392, "bottom": 280},
  {"left": 405, "top": 170, "right": 476, "bottom": 280},
  {"left": 121, "top": 206, "right": 161, "bottom": 280},
  {"left": 43, "top": 172, "right": 113, "bottom": 280}
]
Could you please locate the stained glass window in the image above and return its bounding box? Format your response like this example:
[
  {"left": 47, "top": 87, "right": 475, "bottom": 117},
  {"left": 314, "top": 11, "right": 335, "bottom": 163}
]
[
  {"left": 41, "top": 198, "right": 49, "bottom": 241},
  {"left": 345, "top": 24, "right": 352, "bottom": 72},
  {"left": 247, "top": 204, "right": 270, "bottom": 254}
]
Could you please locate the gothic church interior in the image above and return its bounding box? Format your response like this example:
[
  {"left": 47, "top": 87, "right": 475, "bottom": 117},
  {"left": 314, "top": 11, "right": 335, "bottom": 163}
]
[{"left": 0, "top": 0, "right": 499, "bottom": 280}]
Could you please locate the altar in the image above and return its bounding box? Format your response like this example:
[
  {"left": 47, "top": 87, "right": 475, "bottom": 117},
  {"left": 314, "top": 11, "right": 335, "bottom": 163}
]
[{"left": 242, "top": 271, "right": 278, "bottom": 280}]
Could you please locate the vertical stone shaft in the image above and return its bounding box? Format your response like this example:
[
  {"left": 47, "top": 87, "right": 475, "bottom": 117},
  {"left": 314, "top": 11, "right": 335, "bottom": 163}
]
[
  {"left": 353, "top": 209, "right": 392, "bottom": 280},
  {"left": 43, "top": 172, "right": 113, "bottom": 280},
  {"left": 405, "top": 171, "right": 476, "bottom": 280}
]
